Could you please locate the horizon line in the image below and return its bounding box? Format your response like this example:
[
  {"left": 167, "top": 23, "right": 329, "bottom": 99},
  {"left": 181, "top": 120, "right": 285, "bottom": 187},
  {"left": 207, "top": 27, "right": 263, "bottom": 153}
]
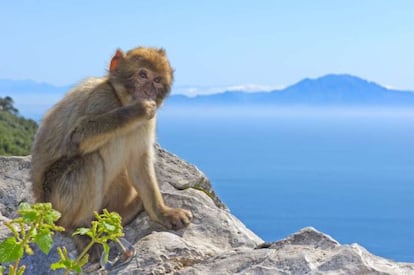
[{"left": 1, "top": 73, "right": 413, "bottom": 97}]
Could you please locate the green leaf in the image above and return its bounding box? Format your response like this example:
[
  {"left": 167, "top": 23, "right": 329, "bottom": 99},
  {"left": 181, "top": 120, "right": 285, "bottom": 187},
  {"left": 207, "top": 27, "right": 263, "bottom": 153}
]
[
  {"left": 51, "top": 209, "right": 61, "bottom": 222},
  {"left": 34, "top": 231, "right": 53, "bottom": 254},
  {"left": 51, "top": 260, "right": 82, "bottom": 273},
  {"left": 43, "top": 209, "right": 61, "bottom": 224},
  {"left": 72, "top": 264, "right": 82, "bottom": 273},
  {"left": 0, "top": 237, "right": 23, "bottom": 263},
  {"left": 17, "top": 202, "right": 30, "bottom": 211},
  {"left": 16, "top": 265, "right": 26, "bottom": 275},
  {"left": 19, "top": 209, "right": 38, "bottom": 223},
  {"left": 51, "top": 247, "right": 80, "bottom": 272},
  {"left": 24, "top": 244, "right": 33, "bottom": 255},
  {"left": 102, "top": 242, "right": 110, "bottom": 264},
  {"left": 18, "top": 202, "right": 40, "bottom": 223},
  {"left": 53, "top": 225, "right": 65, "bottom": 233},
  {"left": 73, "top": 227, "right": 90, "bottom": 236},
  {"left": 78, "top": 254, "right": 89, "bottom": 269},
  {"left": 103, "top": 222, "right": 115, "bottom": 232},
  {"left": 31, "top": 227, "right": 38, "bottom": 238},
  {"left": 50, "top": 262, "right": 67, "bottom": 270}
]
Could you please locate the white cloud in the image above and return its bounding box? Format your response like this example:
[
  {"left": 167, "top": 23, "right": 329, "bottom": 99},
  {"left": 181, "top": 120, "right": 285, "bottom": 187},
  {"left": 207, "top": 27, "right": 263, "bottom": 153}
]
[
  {"left": 382, "top": 84, "right": 414, "bottom": 92},
  {"left": 172, "top": 84, "right": 284, "bottom": 97}
]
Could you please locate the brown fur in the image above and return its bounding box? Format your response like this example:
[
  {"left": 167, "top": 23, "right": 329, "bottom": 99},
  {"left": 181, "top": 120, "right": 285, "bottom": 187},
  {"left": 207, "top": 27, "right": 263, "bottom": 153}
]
[{"left": 31, "top": 47, "right": 192, "bottom": 260}]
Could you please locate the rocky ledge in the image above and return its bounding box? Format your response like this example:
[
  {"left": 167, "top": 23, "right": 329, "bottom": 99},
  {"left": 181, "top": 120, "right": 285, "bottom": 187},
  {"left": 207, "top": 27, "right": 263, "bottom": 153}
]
[{"left": 0, "top": 147, "right": 413, "bottom": 274}]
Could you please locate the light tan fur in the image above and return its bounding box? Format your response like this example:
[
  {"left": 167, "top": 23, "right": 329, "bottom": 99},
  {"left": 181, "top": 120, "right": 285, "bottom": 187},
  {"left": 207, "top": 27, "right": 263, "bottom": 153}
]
[{"left": 31, "top": 47, "right": 192, "bottom": 260}]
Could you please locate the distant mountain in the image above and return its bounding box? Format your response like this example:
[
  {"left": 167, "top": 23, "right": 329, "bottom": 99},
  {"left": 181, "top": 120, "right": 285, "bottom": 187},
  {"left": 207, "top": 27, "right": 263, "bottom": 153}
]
[
  {"left": 0, "top": 79, "right": 69, "bottom": 120},
  {"left": 167, "top": 74, "right": 414, "bottom": 106},
  {"left": 1, "top": 74, "right": 414, "bottom": 120},
  {"left": 0, "top": 79, "right": 68, "bottom": 93}
]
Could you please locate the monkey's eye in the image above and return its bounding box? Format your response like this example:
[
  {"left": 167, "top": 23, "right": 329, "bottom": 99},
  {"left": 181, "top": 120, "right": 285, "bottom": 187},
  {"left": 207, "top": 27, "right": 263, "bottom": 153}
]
[
  {"left": 139, "top": 70, "right": 148, "bottom": 79},
  {"left": 154, "top": 77, "right": 162, "bottom": 83}
]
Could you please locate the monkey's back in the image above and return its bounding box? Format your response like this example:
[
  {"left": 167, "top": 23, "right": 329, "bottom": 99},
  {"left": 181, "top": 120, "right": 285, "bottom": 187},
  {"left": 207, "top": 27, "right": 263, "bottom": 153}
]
[{"left": 31, "top": 77, "right": 113, "bottom": 201}]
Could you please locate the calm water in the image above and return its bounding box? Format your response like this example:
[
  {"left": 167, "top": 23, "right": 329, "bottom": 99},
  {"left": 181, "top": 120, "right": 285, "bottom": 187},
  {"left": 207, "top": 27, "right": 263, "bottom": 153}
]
[{"left": 157, "top": 107, "right": 414, "bottom": 263}]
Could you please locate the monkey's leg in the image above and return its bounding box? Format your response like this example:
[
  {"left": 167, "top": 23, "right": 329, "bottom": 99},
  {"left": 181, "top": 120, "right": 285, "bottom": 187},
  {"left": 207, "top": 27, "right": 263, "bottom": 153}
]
[
  {"left": 128, "top": 151, "right": 192, "bottom": 230},
  {"left": 53, "top": 188, "right": 104, "bottom": 262},
  {"left": 103, "top": 169, "right": 144, "bottom": 226},
  {"left": 48, "top": 156, "right": 104, "bottom": 230},
  {"left": 74, "top": 171, "right": 144, "bottom": 263},
  {"left": 72, "top": 178, "right": 142, "bottom": 264},
  {"left": 48, "top": 157, "right": 107, "bottom": 262}
]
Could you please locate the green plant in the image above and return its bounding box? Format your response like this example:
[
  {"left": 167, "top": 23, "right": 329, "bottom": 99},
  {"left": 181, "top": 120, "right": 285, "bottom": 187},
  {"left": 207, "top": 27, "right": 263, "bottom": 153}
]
[
  {"left": 0, "top": 96, "right": 38, "bottom": 156},
  {"left": 51, "top": 209, "right": 124, "bottom": 274},
  {"left": 0, "top": 203, "right": 64, "bottom": 275},
  {"left": 0, "top": 204, "right": 125, "bottom": 274}
]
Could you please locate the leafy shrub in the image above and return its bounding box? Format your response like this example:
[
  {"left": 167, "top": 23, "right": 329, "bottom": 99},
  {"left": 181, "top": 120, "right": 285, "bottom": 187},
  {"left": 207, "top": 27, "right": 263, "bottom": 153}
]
[
  {"left": 0, "top": 203, "right": 124, "bottom": 275},
  {"left": 0, "top": 96, "right": 38, "bottom": 156}
]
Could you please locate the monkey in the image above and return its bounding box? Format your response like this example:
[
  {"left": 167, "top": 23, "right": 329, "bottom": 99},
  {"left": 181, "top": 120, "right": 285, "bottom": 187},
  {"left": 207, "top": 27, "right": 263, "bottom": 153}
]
[{"left": 31, "top": 47, "right": 192, "bottom": 260}]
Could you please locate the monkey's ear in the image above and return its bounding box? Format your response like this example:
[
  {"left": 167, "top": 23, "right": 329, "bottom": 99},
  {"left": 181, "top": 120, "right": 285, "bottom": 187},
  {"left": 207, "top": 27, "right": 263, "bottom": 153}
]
[
  {"left": 109, "top": 49, "right": 124, "bottom": 72},
  {"left": 157, "top": 48, "right": 166, "bottom": 56}
]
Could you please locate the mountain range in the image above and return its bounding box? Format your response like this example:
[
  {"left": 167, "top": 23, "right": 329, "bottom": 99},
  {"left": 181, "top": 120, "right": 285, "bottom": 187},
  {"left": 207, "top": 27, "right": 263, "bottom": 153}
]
[
  {"left": 167, "top": 74, "right": 414, "bottom": 107},
  {"left": 1, "top": 74, "right": 414, "bottom": 119}
]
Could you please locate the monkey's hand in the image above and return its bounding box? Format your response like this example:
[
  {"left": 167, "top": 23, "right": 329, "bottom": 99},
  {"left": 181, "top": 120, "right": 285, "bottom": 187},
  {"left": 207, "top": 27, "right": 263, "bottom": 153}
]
[
  {"left": 138, "top": 100, "right": 157, "bottom": 120},
  {"left": 157, "top": 206, "right": 193, "bottom": 230},
  {"left": 63, "top": 101, "right": 157, "bottom": 155}
]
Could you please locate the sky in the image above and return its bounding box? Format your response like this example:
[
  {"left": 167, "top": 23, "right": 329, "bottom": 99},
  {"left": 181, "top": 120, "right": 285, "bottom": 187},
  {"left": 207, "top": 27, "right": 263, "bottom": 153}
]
[{"left": 1, "top": 1, "right": 413, "bottom": 95}]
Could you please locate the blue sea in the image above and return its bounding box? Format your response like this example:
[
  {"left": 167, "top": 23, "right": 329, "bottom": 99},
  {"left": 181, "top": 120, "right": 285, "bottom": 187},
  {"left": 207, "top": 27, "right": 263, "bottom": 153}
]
[{"left": 157, "top": 106, "right": 414, "bottom": 263}]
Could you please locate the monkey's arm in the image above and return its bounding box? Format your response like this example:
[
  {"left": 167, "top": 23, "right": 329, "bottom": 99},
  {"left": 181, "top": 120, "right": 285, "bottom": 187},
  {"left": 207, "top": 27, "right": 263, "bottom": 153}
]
[
  {"left": 128, "top": 150, "right": 192, "bottom": 229},
  {"left": 66, "top": 100, "right": 156, "bottom": 154}
]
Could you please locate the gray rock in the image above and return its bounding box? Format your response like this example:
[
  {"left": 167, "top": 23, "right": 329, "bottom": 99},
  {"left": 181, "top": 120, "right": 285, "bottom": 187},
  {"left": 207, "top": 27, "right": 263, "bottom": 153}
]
[
  {"left": 180, "top": 227, "right": 414, "bottom": 275},
  {"left": 1, "top": 149, "right": 413, "bottom": 275},
  {"left": 0, "top": 155, "right": 33, "bottom": 217}
]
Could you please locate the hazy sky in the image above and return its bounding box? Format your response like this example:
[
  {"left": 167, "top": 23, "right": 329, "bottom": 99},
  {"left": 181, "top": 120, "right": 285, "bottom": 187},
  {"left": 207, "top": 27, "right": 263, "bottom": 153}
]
[{"left": 1, "top": 1, "right": 413, "bottom": 95}]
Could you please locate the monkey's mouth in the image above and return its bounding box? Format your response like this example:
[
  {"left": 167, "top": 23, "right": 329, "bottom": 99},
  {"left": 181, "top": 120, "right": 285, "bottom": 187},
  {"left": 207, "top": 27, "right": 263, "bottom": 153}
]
[
  {"left": 133, "top": 87, "right": 157, "bottom": 101},
  {"left": 143, "top": 89, "right": 153, "bottom": 97}
]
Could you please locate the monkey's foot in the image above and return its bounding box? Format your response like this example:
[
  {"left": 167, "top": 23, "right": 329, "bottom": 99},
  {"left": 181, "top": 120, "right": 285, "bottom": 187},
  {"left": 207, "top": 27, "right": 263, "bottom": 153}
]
[{"left": 158, "top": 207, "right": 193, "bottom": 230}]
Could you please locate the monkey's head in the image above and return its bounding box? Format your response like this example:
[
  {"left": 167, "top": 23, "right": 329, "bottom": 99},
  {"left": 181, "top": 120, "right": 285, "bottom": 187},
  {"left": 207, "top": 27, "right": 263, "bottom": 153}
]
[{"left": 109, "top": 47, "right": 174, "bottom": 106}]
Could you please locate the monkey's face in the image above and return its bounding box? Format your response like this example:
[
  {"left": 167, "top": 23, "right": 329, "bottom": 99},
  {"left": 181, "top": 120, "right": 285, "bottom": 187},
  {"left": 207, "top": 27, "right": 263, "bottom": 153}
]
[
  {"left": 110, "top": 47, "right": 174, "bottom": 107},
  {"left": 132, "top": 67, "right": 165, "bottom": 102}
]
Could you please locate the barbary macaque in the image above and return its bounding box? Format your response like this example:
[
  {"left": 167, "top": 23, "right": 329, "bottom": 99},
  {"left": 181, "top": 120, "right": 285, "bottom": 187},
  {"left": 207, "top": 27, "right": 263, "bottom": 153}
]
[{"left": 31, "top": 47, "right": 192, "bottom": 260}]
